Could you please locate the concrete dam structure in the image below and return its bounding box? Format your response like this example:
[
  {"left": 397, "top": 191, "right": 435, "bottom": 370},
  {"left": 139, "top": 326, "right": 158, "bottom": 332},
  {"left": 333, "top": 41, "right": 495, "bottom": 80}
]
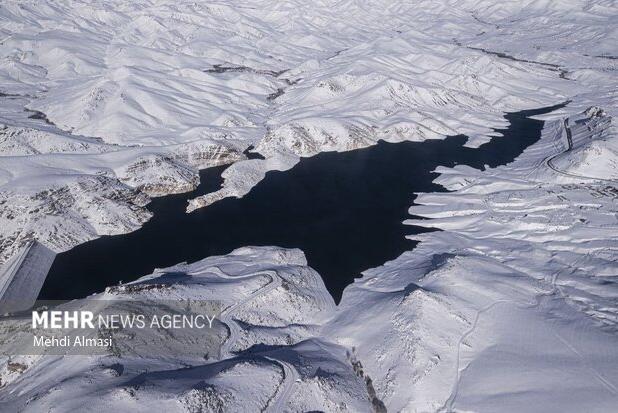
[{"left": 0, "top": 241, "right": 56, "bottom": 313}]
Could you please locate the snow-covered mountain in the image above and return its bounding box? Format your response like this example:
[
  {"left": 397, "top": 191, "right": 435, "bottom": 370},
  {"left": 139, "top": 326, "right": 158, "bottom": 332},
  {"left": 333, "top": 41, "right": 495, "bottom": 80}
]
[
  {"left": 1, "top": 110, "right": 617, "bottom": 411},
  {"left": 0, "top": 0, "right": 617, "bottom": 412},
  {"left": 329, "top": 109, "right": 618, "bottom": 412},
  {"left": 0, "top": 246, "right": 376, "bottom": 412},
  {"left": 3, "top": 0, "right": 615, "bottom": 262}
]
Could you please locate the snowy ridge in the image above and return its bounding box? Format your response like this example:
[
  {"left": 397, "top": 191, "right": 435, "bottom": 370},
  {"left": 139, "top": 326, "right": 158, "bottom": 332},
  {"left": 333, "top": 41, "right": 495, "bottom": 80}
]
[
  {"left": 549, "top": 107, "right": 618, "bottom": 182},
  {"left": 2, "top": 0, "right": 611, "bottom": 249},
  {"left": 0, "top": 1, "right": 616, "bottom": 411},
  {"left": 328, "top": 109, "right": 618, "bottom": 411},
  {"left": 0, "top": 95, "right": 245, "bottom": 266},
  {"left": 1, "top": 109, "right": 616, "bottom": 411},
  {"left": 0, "top": 246, "right": 377, "bottom": 412}
]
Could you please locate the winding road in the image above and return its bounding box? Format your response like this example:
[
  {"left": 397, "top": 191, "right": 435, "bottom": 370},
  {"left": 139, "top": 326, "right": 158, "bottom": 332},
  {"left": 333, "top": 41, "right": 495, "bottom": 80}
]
[
  {"left": 204, "top": 266, "right": 300, "bottom": 411},
  {"left": 264, "top": 357, "right": 299, "bottom": 413},
  {"left": 208, "top": 268, "right": 281, "bottom": 357},
  {"left": 545, "top": 118, "right": 617, "bottom": 184}
]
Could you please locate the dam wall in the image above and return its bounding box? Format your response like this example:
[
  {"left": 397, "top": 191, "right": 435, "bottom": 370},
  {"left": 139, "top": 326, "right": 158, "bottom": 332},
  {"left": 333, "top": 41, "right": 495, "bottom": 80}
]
[{"left": 0, "top": 241, "right": 56, "bottom": 313}]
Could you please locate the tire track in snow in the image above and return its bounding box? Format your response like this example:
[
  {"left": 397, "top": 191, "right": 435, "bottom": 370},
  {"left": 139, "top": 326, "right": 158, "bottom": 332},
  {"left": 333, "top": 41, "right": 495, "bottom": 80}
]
[
  {"left": 553, "top": 331, "right": 618, "bottom": 396},
  {"left": 439, "top": 299, "right": 512, "bottom": 412}
]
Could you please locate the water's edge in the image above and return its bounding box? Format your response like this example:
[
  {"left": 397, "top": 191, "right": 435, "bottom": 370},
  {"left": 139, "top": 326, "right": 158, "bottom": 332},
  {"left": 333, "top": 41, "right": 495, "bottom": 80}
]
[{"left": 39, "top": 104, "right": 566, "bottom": 303}]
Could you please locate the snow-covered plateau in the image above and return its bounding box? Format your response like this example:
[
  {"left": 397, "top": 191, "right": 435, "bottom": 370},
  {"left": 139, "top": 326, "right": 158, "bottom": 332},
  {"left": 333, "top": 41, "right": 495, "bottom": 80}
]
[{"left": 0, "top": 0, "right": 617, "bottom": 412}]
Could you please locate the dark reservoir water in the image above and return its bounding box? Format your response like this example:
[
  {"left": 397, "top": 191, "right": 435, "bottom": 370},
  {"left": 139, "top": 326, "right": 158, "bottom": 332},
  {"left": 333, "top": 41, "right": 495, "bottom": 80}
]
[{"left": 39, "top": 104, "right": 564, "bottom": 303}]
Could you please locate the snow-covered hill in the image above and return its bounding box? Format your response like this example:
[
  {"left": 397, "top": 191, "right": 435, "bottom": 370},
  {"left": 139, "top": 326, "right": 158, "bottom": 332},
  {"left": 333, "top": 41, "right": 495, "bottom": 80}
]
[
  {"left": 328, "top": 109, "right": 618, "bottom": 411},
  {"left": 0, "top": 0, "right": 617, "bottom": 411},
  {"left": 0, "top": 247, "right": 377, "bottom": 412},
  {"left": 2, "top": 109, "right": 617, "bottom": 412},
  {"left": 2, "top": 0, "right": 615, "bottom": 262}
]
